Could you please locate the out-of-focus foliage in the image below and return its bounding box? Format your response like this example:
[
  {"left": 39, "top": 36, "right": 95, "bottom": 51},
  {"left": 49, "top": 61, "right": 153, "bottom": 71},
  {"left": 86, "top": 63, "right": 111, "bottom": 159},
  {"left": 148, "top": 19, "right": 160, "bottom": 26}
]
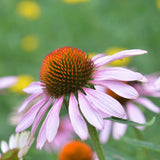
[{"left": 0, "top": 0, "right": 160, "bottom": 160}]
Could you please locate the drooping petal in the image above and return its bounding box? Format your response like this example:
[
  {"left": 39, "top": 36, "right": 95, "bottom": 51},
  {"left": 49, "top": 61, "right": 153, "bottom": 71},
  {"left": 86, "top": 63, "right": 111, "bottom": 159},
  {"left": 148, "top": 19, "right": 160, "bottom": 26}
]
[
  {"left": 94, "top": 49, "right": 147, "bottom": 67},
  {"left": 78, "top": 91, "right": 104, "bottom": 130},
  {"left": 126, "top": 102, "right": 146, "bottom": 130},
  {"left": 69, "top": 93, "right": 88, "bottom": 140},
  {"left": 36, "top": 117, "right": 48, "bottom": 149},
  {"left": 112, "top": 115, "right": 127, "bottom": 140},
  {"left": 1, "top": 141, "right": 9, "bottom": 153},
  {"left": 46, "top": 97, "right": 64, "bottom": 142},
  {"left": 135, "top": 97, "right": 160, "bottom": 113},
  {"left": 16, "top": 96, "right": 48, "bottom": 133},
  {"left": 93, "top": 80, "right": 139, "bottom": 99},
  {"left": 18, "top": 92, "right": 44, "bottom": 113},
  {"left": 0, "top": 76, "right": 17, "bottom": 89},
  {"left": 100, "top": 120, "right": 112, "bottom": 143},
  {"left": 84, "top": 88, "right": 125, "bottom": 118},
  {"left": 29, "top": 98, "right": 53, "bottom": 143},
  {"left": 23, "top": 81, "right": 43, "bottom": 94},
  {"left": 94, "top": 67, "right": 147, "bottom": 82}
]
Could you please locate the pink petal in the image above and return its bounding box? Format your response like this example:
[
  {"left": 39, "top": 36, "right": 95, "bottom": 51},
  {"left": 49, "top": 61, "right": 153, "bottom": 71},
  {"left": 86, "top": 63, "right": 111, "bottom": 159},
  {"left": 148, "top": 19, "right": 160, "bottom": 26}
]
[
  {"left": 155, "top": 77, "right": 160, "bottom": 90},
  {"left": 95, "top": 85, "right": 106, "bottom": 92},
  {"left": 18, "top": 92, "right": 44, "bottom": 113},
  {"left": 135, "top": 97, "right": 160, "bottom": 113},
  {"left": 127, "top": 102, "right": 146, "bottom": 130},
  {"left": 23, "top": 81, "right": 43, "bottom": 94},
  {"left": 16, "top": 96, "right": 48, "bottom": 133},
  {"left": 36, "top": 117, "right": 48, "bottom": 149},
  {"left": 91, "top": 53, "right": 106, "bottom": 62},
  {"left": 112, "top": 115, "right": 127, "bottom": 140},
  {"left": 84, "top": 88, "right": 125, "bottom": 118},
  {"left": 104, "top": 80, "right": 138, "bottom": 99},
  {"left": 100, "top": 120, "right": 112, "bottom": 143},
  {"left": 69, "top": 93, "right": 88, "bottom": 140},
  {"left": 46, "top": 97, "right": 64, "bottom": 142},
  {"left": 78, "top": 91, "right": 104, "bottom": 130},
  {"left": 29, "top": 98, "right": 54, "bottom": 143},
  {"left": 94, "top": 49, "right": 147, "bottom": 67},
  {"left": 0, "top": 76, "right": 17, "bottom": 89},
  {"left": 94, "top": 67, "right": 147, "bottom": 82}
]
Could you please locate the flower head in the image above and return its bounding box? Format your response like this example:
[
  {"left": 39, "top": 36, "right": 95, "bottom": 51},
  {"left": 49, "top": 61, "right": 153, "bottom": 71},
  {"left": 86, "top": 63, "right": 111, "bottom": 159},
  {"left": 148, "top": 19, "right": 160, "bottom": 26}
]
[
  {"left": 100, "top": 74, "right": 160, "bottom": 143},
  {"left": 40, "top": 47, "right": 94, "bottom": 97},
  {"left": 0, "top": 131, "right": 34, "bottom": 160},
  {"left": 16, "top": 46, "right": 147, "bottom": 149},
  {"left": 58, "top": 140, "right": 95, "bottom": 160},
  {"left": 16, "top": 1, "right": 41, "bottom": 20}
]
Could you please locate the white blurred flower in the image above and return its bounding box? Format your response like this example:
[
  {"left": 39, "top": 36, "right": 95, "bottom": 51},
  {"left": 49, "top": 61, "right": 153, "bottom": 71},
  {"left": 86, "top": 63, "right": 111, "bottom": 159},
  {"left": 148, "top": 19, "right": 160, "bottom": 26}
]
[{"left": 0, "top": 131, "right": 34, "bottom": 160}]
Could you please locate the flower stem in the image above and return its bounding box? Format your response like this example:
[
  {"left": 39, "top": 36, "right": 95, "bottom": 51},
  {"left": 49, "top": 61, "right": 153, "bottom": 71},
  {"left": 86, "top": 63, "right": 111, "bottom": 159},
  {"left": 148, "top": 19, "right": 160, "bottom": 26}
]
[
  {"left": 86, "top": 121, "right": 106, "bottom": 160},
  {"left": 134, "top": 127, "right": 152, "bottom": 160}
]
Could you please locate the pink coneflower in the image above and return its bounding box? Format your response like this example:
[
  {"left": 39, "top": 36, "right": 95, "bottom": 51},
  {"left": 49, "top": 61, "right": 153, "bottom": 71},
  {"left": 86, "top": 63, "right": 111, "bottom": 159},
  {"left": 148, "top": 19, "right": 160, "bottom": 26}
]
[
  {"left": 15, "top": 47, "right": 147, "bottom": 149},
  {"left": 0, "top": 76, "right": 17, "bottom": 90},
  {"left": 100, "top": 74, "right": 160, "bottom": 143},
  {"left": 44, "top": 116, "right": 75, "bottom": 152},
  {"left": 0, "top": 75, "right": 33, "bottom": 94}
]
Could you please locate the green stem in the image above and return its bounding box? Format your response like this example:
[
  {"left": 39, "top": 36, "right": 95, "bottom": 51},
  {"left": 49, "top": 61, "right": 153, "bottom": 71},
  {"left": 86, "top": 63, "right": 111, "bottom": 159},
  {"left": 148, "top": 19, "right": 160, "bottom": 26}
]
[
  {"left": 134, "top": 127, "right": 152, "bottom": 160},
  {"left": 86, "top": 121, "right": 106, "bottom": 160}
]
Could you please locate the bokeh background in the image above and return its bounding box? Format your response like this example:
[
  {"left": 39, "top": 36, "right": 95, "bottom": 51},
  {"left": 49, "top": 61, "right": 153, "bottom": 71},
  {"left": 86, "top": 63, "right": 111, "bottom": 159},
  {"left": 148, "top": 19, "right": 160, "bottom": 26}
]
[{"left": 0, "top": 0, "right": 160, "bottom": 159}]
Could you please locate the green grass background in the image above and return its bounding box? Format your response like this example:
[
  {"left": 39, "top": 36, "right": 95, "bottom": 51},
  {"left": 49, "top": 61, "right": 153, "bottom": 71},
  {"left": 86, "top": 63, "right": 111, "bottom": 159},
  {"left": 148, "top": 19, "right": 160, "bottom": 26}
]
[{"left": 0, "top": 0, "right": 160, "bottom": 159}]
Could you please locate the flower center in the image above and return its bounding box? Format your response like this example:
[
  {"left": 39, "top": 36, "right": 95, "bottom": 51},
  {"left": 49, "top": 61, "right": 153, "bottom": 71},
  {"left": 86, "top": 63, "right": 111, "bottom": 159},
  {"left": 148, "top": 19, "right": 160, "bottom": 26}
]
[
  {"left": 58, "top": 140, "right": 94, "bottom": 160},
  {"left": 40, "top": 47, "right": 95, "bottom": 97}
]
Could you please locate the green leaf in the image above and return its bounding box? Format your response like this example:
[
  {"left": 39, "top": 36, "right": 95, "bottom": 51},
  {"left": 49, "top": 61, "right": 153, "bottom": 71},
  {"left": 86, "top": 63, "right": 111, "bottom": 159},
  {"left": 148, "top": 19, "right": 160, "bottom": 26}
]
[
  {"left": 1, "top": 149, "right": 19, "bottom": 160},
  {"left": 122, "top": 137, "right": 160, "bottom": 152},
  {"left": 104, "top": 116, "right": 155, "bottom": 127},
  {"left": 104, "top": 146, "right": 137, "bottom": 160}
]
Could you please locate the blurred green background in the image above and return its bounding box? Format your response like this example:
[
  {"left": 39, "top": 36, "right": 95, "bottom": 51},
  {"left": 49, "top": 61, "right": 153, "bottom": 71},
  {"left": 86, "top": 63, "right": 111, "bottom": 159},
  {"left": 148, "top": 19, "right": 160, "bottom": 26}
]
[{"left": 0, "top": 0, "right": 160, "bottom": 159}]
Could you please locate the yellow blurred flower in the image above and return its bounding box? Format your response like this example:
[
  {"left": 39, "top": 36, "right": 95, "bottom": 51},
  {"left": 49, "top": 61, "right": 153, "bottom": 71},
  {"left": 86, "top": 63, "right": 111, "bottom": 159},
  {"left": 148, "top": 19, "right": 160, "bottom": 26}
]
[
  {"left": 157, "top": 0, "right": 160, "bottom": 9},
  {"left": 105, "top": 47, "right": 131, "bottom": 66},
  {"left": 9, "top": 75, "right": 34, "bottom": 94},
  {"left": 17, "top": 1, "right": 41, "bottom": 20},
  {"left": 63, "top": 0, "right": 90, "bottom": 4},
  {"left": 21, "top": 35, "right": 38, "bottom": 52},
  {"left": 88, "top": 52, "right": 97, "bottom": 58}
]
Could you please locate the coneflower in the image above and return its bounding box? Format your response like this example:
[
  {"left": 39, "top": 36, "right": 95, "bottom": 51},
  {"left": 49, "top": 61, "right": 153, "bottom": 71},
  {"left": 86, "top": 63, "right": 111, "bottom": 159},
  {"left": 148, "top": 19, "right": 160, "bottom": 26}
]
[{"left": 15, "top": 46, "right": 147, "bottom": 149}]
